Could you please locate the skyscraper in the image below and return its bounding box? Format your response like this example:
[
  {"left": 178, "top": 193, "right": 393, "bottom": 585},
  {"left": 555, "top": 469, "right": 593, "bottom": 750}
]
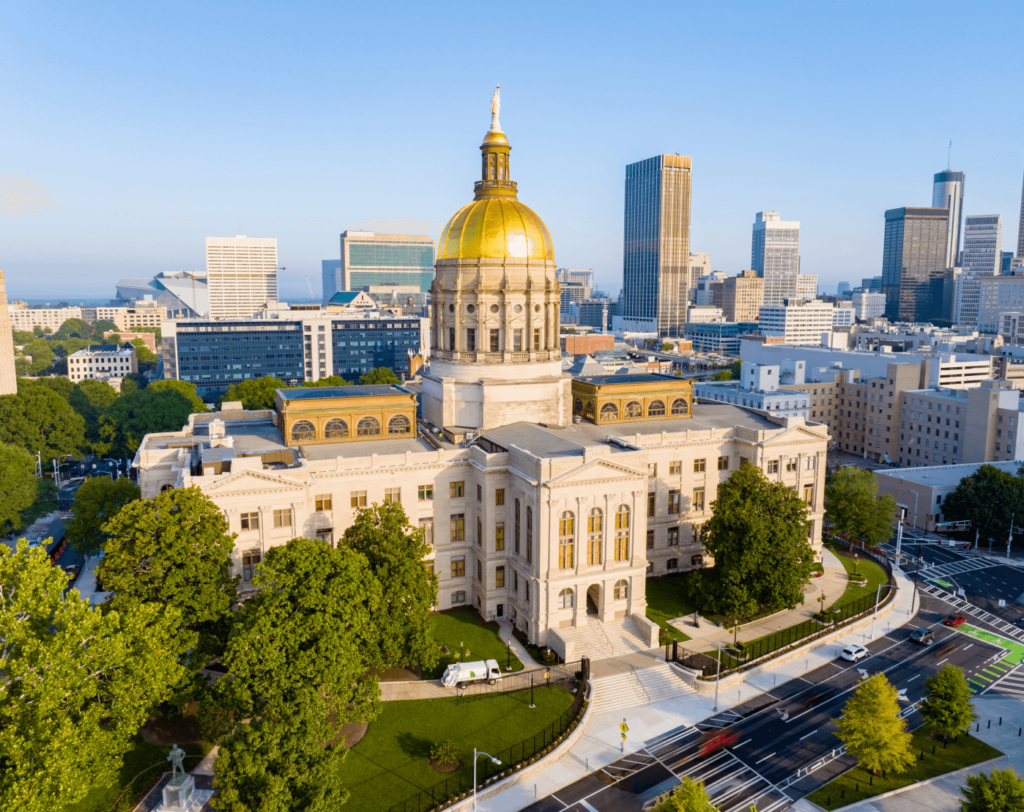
[
  {"left": 955, "top": 215, "right": 1003, "bottom": 327},
  {"left": 622, "top": 154, "right": 692, "bottom": 336},
  {"left": 1016, "top": 170, "right": 1024, "bottom": 269},
  {"left": 932, "top": 170, "right": 966, "bottom": 268},
  {"left": 0, "top": 271, "right": 17, "bottom": 395},
  {"left": 751, "top": 211, "right": 801, "bottom": 306},
  {"left": 881, "top": 207, "right": 948, "bottom": 322},
  {"left": 205, "top": 236, "right": 278, "bottom": 320}
]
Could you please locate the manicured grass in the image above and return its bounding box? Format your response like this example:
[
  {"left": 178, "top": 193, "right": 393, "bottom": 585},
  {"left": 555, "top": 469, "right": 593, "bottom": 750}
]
[
  {"left": 830, "top": 549, "right": 889, "bottom": 609},
  {"left": 424, "top": 608, "right": 524, "bottom": 680},
  {"left": 338, "top": 686, "right": 575, "bottom": 811},
  {"left": 645, "top": 575, "right": 696, "bottom": 642},
  {"left": 805, "top": 723, "right": 1003, "bottom": 810},
  {"left": 63, "top": 734, "right": 211, "bottom": 812}
]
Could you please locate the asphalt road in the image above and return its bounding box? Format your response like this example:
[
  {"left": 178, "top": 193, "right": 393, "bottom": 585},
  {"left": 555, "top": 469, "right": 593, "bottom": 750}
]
[{"left": 522, "top": 594, "right": 1004, "bottom": 812}]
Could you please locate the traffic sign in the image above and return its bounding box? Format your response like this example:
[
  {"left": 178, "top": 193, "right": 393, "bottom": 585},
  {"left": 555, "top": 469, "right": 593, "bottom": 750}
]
[{"left": 619, "top": 722, "right": 629, "bottom": 735}]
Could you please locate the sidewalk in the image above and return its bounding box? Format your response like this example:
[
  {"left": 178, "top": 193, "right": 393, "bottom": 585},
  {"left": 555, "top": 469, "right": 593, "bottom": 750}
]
[
  {"left": 477, "top": 568, "right": 919, "bottom": 811},
  {"left": 671, "top": 548, "right": 857, "bottom": 648}
]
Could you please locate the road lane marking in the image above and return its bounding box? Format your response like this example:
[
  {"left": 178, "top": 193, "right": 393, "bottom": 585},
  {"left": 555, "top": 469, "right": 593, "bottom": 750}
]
[
  {"left": 755, "top": 753, "right": 776, "bottom": 764},
  {"left": 736, "top": 739, "right": 752, "bottom": 748},
  {"left": 938, "top": 659, "right": 950, "bottom": 665},
  {"left": 907, "top": 675, "right": 921, "bottom": 683},
  {"left": 800, "top": 731, "right": 816, "bottom": 740}
]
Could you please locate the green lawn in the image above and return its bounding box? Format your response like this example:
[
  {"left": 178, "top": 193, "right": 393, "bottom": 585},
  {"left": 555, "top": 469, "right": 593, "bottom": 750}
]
[
  {"left": 425, "top": 609, "right": 524, "bottom": 680},
  {"left": 829, "top": 549, "right": 889, "bottom": 609},
  {"left": 645, "top": 575, "right": 695, "bottom": 642},
  {"left": 805, "top": 723, "right": 1003, "bottom": 810},
  {"left": 63, "top": 734, "right": 211, "bottom": 812},
  {"left": 338, "top": 686, "right": 575, "bottom": 811}
]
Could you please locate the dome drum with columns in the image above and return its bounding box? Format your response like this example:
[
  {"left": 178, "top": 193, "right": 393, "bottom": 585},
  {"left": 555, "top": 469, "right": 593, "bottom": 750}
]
[{"left": 422, "top": 90, "right": 571, "bottom": 433}]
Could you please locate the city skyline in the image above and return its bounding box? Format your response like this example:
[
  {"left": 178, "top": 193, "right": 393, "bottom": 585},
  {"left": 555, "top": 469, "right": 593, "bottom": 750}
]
[{"left": 2, "top": 1, "right": 1024, "bottom": 300}]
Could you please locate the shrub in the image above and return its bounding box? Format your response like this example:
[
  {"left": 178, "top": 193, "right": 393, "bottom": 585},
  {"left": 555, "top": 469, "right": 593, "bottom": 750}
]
[{"left": 430, "top": 739, "right": 459, "bottom": 767}]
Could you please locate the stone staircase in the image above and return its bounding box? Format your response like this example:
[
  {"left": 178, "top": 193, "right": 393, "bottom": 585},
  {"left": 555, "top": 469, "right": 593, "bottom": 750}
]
[
  {"left": 560, "top": 616, "right": 651, "bottom": 660},
  {"left": 590, "top": 662, "right": 695, "bottom": 714}
]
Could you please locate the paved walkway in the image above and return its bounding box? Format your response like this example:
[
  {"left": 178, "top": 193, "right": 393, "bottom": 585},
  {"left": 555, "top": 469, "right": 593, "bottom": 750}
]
[
  {"left": 671, "top": 548, "right": 855, "bottom": 648},
  {"left": 476, "top": 568, "right": 919, "bottom": 811}
]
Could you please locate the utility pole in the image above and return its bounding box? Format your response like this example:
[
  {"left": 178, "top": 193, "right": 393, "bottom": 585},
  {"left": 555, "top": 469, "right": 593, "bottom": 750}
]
[{"left": 913, "top": 545, "right": 923, "bottom": 590}]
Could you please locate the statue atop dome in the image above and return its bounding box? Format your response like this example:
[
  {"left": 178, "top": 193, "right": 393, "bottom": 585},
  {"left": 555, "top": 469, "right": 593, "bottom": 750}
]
[{"left": 489, "top": 86, "right": 501, "bottom": 131}]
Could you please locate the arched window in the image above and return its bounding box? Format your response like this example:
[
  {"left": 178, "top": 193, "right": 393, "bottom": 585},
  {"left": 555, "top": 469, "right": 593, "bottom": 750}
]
[
  {"left": 614, "top": 505, "right": 630, "bottom": 561},
  {"left": 613, "top": 579, "right": 628, "bottom": 600},
  {"left": 671, "top": 398, "right": 689, "bottom": 415},
  {"left": 624, "top": 401, "right": 643, "bottom": 419},
  {"left": 647, "top": 399, "right": 666, "bottom": 417},
  {"left": 160, "top": 483, "right": 173, "bottom": 493},
  {"left": 585, "top": 401, "right": 596, "bottom": 420},
  {"left": 574, "top": 398, "right": 583, "bottom": 415},
  {"left": 526, "top": 506, "right": 533, "bottom": 564},
  {"left": 324, "top": 418, "right": 348, "bottom": 439},
  {"left": 291, "top": 420, "right": 316, "bottom": 442},
  {"left": 600, "top": 402, "right": 618, "bottom": 421},
  {"left": 514, "top": 499, "right": 521, "bottom": 554},
  {"left": 356, "top": 416, "right": 381, "bottom": 437},
  {"left": 691, "top": 554, "right": 704, "bottom": 567},
  {"left": 587, "top": 508, "right": 603, "bottom": 565},
  {"left": 558, "top": 587, "right": 574, "bottom": 609},
  {"left": 558, "top": 511, "right": 575, "bottom": 569},
  {"left": 388, "top": 414, "right": 411, "bottom": 435},
  {"left": 667, "top": 558, "right": 678, "bottom": 570}
]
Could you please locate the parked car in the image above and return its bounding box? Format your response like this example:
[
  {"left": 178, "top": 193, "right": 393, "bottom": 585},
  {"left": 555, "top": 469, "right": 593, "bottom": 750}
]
[
  {"left": 441, "top": 659, "right": 502, "bottom": 689},
  {"left": 840, "top": 644, "right": 869, "bottom": 662},
  {"left": 942, "top": 614, "right": 967, "bottom": 628},
  {"left": 910, "top": 628, "right": 935, "bottom": 644}
]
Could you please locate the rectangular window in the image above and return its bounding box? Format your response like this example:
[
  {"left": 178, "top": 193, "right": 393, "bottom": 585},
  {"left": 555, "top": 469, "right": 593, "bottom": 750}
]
[
  {"left": 668, "top": 489, "right": 680, "bottom": 514},
  {"left": 466, "top": 328, "right": 476, "bottom": 351},
  {"left": 425, "top": 560, "right": 434, "bottom": 575},
  {"left": 418, "top": 484, "right": 433, "bottom": 501},
  {"left": 648, "top": 463, "right": 657, "bottom": 478},
  {"left": 420, "top": 518, "right": 433, "bottom": 546},
  {"left": 694, "top": 458, "right": 706, "bottom": 473},
  {"left": 451, "top": 556, "right": 465, "bottom": 577},
  {"left": 351, "top": 491, "right": 367, "bottom": 508},
  {"left": 668, "top": 527, "right": 679, "bottom": 546},
  {"left": 240, "top": 511, "right": 259, "bottom": 531},
  {"left": 495, "top": 488, "right": 505, "bottom": 506},
  {"left": 717, "top": 456, "right": 729, "bottom": 471},
  {"left": 786, "top": 458, "right": 797, "bottom": 472},
  {"left": 495, "top": 522, "right": 505, "bottom": 551},
  {"left": 273, "top": 508, "right": 291, "bottom": 529},
  {"left": 489, "top": 329, "right": 499, "bottom": 352},
  {"left": 669, "top": 460, "right": 681, "bottom": 475},
  {"left": 384, "top": 488, "right": 400, "bottom": 503},
  {"left": 533, "top": 328, "right": 541, "bottom": 350},
  {"left": 477, "top": 483, "right": 482, "bottom": 502},
  {"left": 315, "top": 495, "right": 332, "bottom": 511},
  {"left": 449, "top": 328, "right": 455, "bottom": 351},
  {"left": 693, "top": 488, "right": 705, "bottom": 510},
  {"left": 803, "top": 485, "right": 813, "bottom": 505},
  {"left": 513, "top": 329, "right": 523, "bottom": 352},
  {"left": 648, "top": 492, "right": 656, "bottom": 517},
  {"left": 495, "top": 565, "right": 505, "bottom": 588},
  {"left": 646, "top": 529, "right": 655, "bottom": 549},
  {"left": 242, "top": 550, "right": 261, "bottom": 581},
  {"left": 476, "top": 517, "right": 482, "bottom": 547},
  {"left": 805, "top": 457, "right": 816, "bottom": 470},
  {"left": 450, "top": 514, "right": 465, "bottom": 542},
  {"left": 450, "top": 481, "right": 464, "bottom": 498},
  {"left": 476, "top": 559, "right": 482, "bottom": 582},
  {"left": 452, "top": 590, "right": 466, "bottom": 604}
]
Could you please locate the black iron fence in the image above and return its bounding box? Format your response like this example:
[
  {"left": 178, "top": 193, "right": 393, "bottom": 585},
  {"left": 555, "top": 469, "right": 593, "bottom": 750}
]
[{"left": 388, "top": 674, "right": 590, "bottom": 812}]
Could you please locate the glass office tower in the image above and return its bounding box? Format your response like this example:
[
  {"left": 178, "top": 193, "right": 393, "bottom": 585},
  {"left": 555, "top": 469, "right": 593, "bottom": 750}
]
[
  {"left": 751, "top": 212, "right": 801, "bottom": 307},
  {"left": 931, "top": 170, "right": 966, "bottom": 269},
  {"left": 323, "top": 231, "right": 434, "bottom": 303},
  {"left": 881, "top": 207, "right": 949, "bottom": 322},
  {"left": 956, "top": 215, "right": 1003, "bottom": 327},
  {"left": 622, "top": 154, "right": 692, "bottom": 337}
]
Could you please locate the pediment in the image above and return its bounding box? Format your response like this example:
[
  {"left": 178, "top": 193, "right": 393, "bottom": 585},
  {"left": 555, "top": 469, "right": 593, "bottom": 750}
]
[
  {"left": 202, "top": 469, "right": 307, "bottom": 497},
  {"left": 761, "top": 423, "right": 829, "bottom": 446},
  {"left": 545, "top": 457, "right": 645, "bottom": 489}
]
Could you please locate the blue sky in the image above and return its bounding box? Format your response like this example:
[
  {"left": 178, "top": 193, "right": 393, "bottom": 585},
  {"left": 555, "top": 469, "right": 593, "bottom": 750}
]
[{"left": 2, "top": 0, "right": 1023, "bottom": 300}]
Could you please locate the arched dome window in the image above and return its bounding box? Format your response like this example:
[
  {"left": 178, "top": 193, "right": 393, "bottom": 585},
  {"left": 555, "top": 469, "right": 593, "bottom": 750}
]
[
  {"left": 357, "top": 417, "right": 381, "bottom": 437},
  {"left": 291, "top": 420, "right": 316, "bottom": 442},
  {"left": 624, "top": 401, "right": 643, "bottom": 419},
  {"left": 613, "top": 579, "right": 628, "bottom": 600},
  {"left": 600, "top": 402, "right": 618, "bottom": 421},
  {"left": 671, "top": 398, "right": 689, "bottom": 415},
  {"left": 558, "top": 588, "right": 574, "bottom": 609},
  {"left": 388, "top": 415, "right": 411, "bottom": 435},
  {"left": 324, "top": 418, "right": 348, "bottom": 439},
  {"left": 647, "top": 399, "right": 665, "bottom": 417}
]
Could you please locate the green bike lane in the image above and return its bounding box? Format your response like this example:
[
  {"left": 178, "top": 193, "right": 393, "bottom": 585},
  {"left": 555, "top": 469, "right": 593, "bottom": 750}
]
[{"left": 954, "top": 624, "right": 1024, "bottom": 692}]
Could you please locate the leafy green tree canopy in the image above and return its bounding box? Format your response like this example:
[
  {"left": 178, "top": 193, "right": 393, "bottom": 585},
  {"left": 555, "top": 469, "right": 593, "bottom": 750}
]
[
  {"left": 66, "top": 476, "right": 141, "bottom": 557},
  {"left": 824, "top": 467, "right": 897, "bottom": 545},
  {"left": 692, "top": 463, "right": 814, "bottom": 618},
  {"left": 959, "top": 767, "right": 1024, "bottom": 812},
  {"left": 358, "top": 367, "right": 400, "bottom": 386},
  {"left": 105, "top": 388, "right": 195, "bottom": 453},
  {"left": 834, "top": 674, "right": 915, "bottom": 776},
  {"left": 149, "top": 379, "right": 208, "bottom": 413},
  {"left": 0, "top": 445, "right": 39, "bottom": 532},
  {"left": 920, "top": 665, "right": 978, "bottom": 743},
  {"left": 655, "top": 777, "right": 719, "bottom": 812},
  {"left": 0, "top": 542, "right": 185, "bottom": 812},
  {"left": 341, "top": 501, "right": 438, "bottom": 670},
  {"left": 302, "top": 376, "right": 352, "bottom": 388},
  {"left": 942, "top": 465, "right": 1024, "bottom": 546},
  {"left": 12, "top": 330, "right": 35, "bottom": 343},
  {"left": 131, "top": 339, "right": 158, "bottom": 363},
  {"left": 222, "top": 376, "right": 286, "bottom": 410},
  {"left": 712, "top": 370, "right": 732, "bottom": 381},
  {"left": 0, "top": 386, "right": 85, "bottom": 462}
]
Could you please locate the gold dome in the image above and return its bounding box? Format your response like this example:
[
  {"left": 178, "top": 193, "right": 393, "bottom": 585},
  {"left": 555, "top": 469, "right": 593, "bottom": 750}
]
[
  {"left": 436, "top": 102, "right": 554, "bottom": 262},
  {"left": 437, "top": 197, "right": 554, "bottom": 261}
]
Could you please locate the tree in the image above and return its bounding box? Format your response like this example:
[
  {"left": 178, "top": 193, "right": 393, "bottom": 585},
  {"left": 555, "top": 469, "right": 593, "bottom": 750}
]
[
  {"left": 824, "top": 467, "right": 897, "bottom": 545},
  {"left": 222, "top": 376, "right": 286, "bottom": 410},
  {"left": 54, "top": 317, "right": 91, "bottom": 339},
  {"left": 712, "top": 370, "right": 732, "bottom": 381},
  {"left": 302, "top": 376, "right": 352, "bottom": 388},
  {"left": 209, "top": 537, "right": 381, "bottom": 739},
  {"left": 920, "top": 665, "right": 977, "bottom": 743},
  {"left": 730, "top": 360, "right": 742, "bottom": 378},
  {"left": 0, "top": 542, "right": 185, "bottom": 812},
  {"left": 0, "top": 386, "right": 85, "bottom": 462},
  {"left": 25, "top": 375, "right": 76, "bottom": 400},
  {"left": 834, "top": 674, "right": 915, "bottom": 776},
  {"left": 130, "top": 339, "right": 158, "bottom": 363},
  {"left": 12, "top": 330, "right": 35, "bottom": 344},
  {"left": 655, "top": 777, "right": 718, "bottom": 812},
  {"left": 0, "top": 445, "right": 39, "bottom": 532},
  {"left": 98, "top": 487, "right": 238, "bottom": 686},
  {"left": 69, "top": 378, "right": 121, "bottom": 449},
  {"left": 358, "top": 367, "right": 400, "bottom": 386},
  {"left": 213, "top": 714, "right": 349, "bottom": 812},
  {"left": 943, "top": 465, "right": 1024, "bottom": 547},
  {"left": 66, "top": 476, "right": 141, "bottom": 557},
  {"left": 960, "top": 767, "right": 1024, "bottom": 812},
  {"left": 149, "top": 379, "right": 208, "bottom": 413},
  {"left": 661, "top": 342, "right": 674, "bottom": 352},
  {"left": 105, "top": 388, "right": 195, "bottom": 454},
  {"left": 691, "top": 463, "right": 815, "bottom": 618},
  {"left": 340, "top": 501, "right": 438, "bottom": 671}
]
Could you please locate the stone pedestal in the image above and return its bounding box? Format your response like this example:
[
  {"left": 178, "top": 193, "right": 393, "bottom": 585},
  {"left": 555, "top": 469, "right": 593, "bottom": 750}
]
[{"left": 156, "top": 773, "right": 213, "bottom": 811}]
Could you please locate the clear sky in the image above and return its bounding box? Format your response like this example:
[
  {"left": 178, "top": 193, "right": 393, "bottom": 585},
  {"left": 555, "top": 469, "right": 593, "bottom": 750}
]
[{"left": 2, "top": 0, "right": 1023, "bottom": 301}]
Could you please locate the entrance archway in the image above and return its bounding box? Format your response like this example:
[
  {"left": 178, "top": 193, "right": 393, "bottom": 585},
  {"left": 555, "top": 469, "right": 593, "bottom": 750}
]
[{"left": 586, "top": 584, "right": 601, "bottom": 616}]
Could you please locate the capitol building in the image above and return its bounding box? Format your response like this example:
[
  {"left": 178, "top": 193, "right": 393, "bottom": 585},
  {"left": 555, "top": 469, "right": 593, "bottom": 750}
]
[{"left": 136, "top": 96, "right": 829, "bottom": 659}]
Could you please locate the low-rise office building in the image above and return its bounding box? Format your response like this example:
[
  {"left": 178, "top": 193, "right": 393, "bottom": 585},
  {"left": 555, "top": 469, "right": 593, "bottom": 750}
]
[
  {"left": 684, "top": 322, "right": 760, "bottom": 355},
  {"left": 8, "top": 303, "right": 83, "bottom": 332},
  {"left": 693, "top": 361, "right": 810, "bottom": 418},
  {"left": 67, "top": 344, "right": 138, "bottom": 384},
  {"left": 758, "top": 299, "right": 835, "bottom": 346}
]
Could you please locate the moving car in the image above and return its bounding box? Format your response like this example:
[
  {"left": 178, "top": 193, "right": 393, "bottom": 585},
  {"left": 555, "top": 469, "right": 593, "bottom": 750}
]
[
  {"left": 441, "top": 659, "right": 502, "bottom": 689},
  {"left": 910, "top": 628, "right": 935, "bottom": 644},
  {"left": 840, "top": 644, "right": 869, "bottom": 662},
  {"left": 942, "top": 614, "right": 967, "bottom": 628}
]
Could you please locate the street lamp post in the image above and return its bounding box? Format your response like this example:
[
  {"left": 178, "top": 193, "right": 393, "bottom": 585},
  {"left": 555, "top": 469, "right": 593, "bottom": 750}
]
[
  {"left": 474, "top": 749, "right": 501, "bottom": 812},
  {"left": 870, "top": 584, "right": 896, "bottom": 640},
  {"left": 506, "top": 638, "right": 511, "bottom": 671},
  {"left": 712, "top": 641, "right": 722, "bottom": 712}
]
